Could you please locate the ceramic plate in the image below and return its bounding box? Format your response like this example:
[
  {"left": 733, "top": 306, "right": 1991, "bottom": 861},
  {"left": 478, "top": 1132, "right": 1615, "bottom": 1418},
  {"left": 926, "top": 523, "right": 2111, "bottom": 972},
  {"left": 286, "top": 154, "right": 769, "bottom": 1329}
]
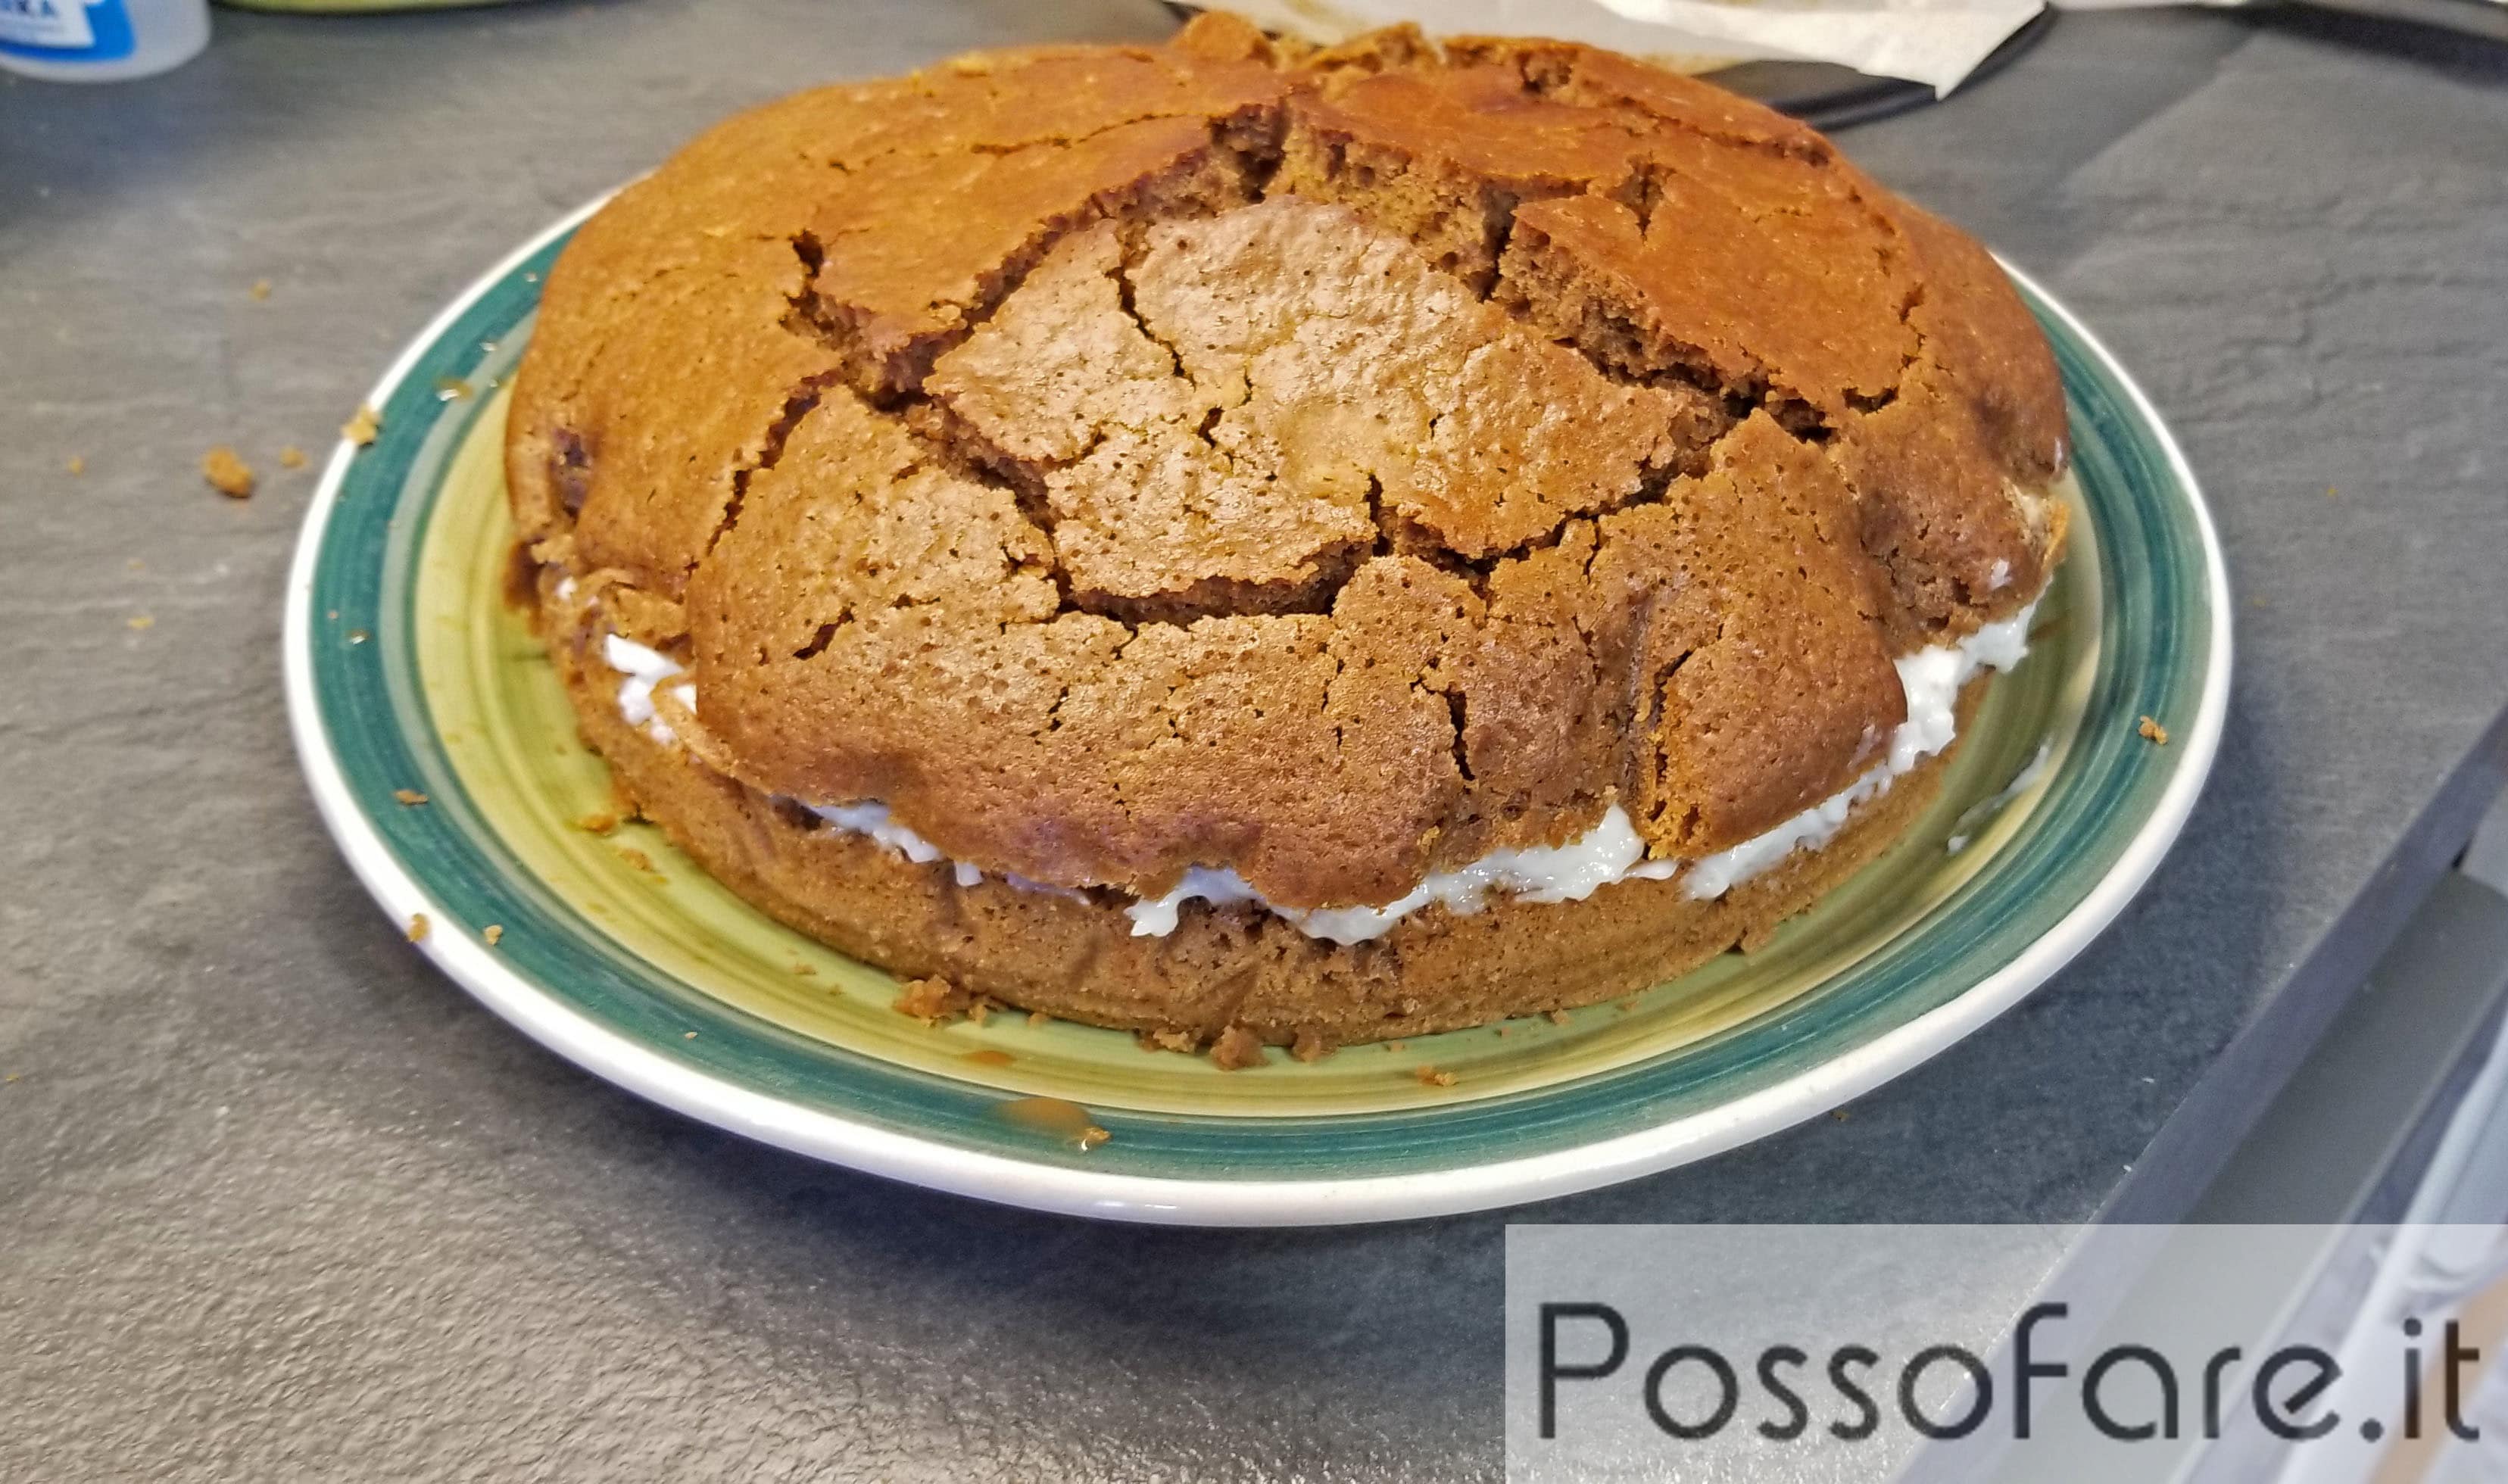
[{"left": 285, "top": 198, "right": 2229, "bottom": 1225}]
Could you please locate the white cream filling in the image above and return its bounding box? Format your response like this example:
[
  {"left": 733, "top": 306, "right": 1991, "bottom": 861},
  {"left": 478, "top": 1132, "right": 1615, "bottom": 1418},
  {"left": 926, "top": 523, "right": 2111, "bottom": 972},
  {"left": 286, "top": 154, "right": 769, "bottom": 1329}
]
[
  {"left": 806, "top": 799, "right": 944, "bottom": 865},
  {"left": 602, "top": 634, "right": 688, "bottom": 747},
  {"left": 794, "top": 802, "right": 1081, "bottom": 899},
  {"left": 594, "top": 600, "right": 2035, "bottom": 944},
  {"left": 1126, "top": 808, "right": 1679, "bottom": 946}
]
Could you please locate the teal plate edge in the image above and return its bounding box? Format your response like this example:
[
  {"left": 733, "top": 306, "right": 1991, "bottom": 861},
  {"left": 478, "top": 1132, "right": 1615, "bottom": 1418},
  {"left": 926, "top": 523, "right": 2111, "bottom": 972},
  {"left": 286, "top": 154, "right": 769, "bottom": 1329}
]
[{"left": 283, "top": 198, "right": 2232, "bottom": 1225}]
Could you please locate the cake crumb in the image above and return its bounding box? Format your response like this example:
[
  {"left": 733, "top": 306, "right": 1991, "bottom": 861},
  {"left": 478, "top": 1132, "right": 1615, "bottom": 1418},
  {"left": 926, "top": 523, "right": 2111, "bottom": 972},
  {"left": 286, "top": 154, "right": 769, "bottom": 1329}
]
[
  {"left": 405, "top": 912, "right": 430, "bottom": 943},
  {"left": 1290, "top": 1030, "right": 1330, "bottom": 1063},
  {"left": 575, "top": 812, "right": 619, "bottom": 835},
  {"left": 65, "top": 455, "right": 84, "bottom": 476},
  {"left": 1547, "top": 1010, "right": 1573, "bottom": 1026},
  {"left": 249, "top": 279, "right": 272, "bottom": 301},
  {"left": 342, "top": 404, "right": 382, "bottom": 447},
  {"left": 279, "top": 445, "right": 307, "bottom": 469},
  {"left": 791, "top": 963, "right": 816, "bottom": 977},
  {"left": 201, "top": 445, "right": 254, "bottom": 498},
  {"left": 618, "top": 847, "right": 654, "bottom": 873},
  {"left": 1209, "top": 1024, "right": 1267, "bottom": 1071},
  {"left": 347, "top": 629, "right": 370, "bottom": 644},
  {"left": 1140, "top": 1027, "right": 1198, "bottom": 1054},
  {"left": 393, "top": 789, "right": 429, "bottom": 806},
  {"left": 1831, "top": 1109, "right": 1851, "bottom": 1122},
  {"left": 1028, "top": 1010, "right": 1051, "bottom": 1027},
  {"left": 894, "top": 974, "right": 972, "bottom": 1025},
  {"left": 684, "top": 1030, "right": 698, "bottom": 1040},
  {"left": 126, "top": 615, "right": 153, "bottom": 631},
  {"left": 1076, "top": 1124, "right": 1110, "bottom": 1152},
  {"left": 2138, "top": 716, "right": 2170, "bottom": 747},
  {"left": 2325, "top": 485, "right": 2339, "bottom": 499},
  {"left": 1384, "top": 1040, "right": 1407, "bottom": 1053},
  {"left": 1494, "top": 1026, "right": 1511, "bottom": 1038},
  {"left": 965, "top": 997, "right": 996, "bottom": 1027},
  {"left": 482, "top": 924, "right": 504, "bottom": 946},
  {"left": 1415, "top": 1067, "right": 1457, "bottom": 1088}
]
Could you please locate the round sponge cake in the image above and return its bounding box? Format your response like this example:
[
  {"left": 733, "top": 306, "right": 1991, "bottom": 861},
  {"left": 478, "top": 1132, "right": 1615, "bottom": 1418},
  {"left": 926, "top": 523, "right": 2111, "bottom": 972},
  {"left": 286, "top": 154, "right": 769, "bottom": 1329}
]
[{"left": 504, "top": 14, "right": 2070, "bottom": 1054}]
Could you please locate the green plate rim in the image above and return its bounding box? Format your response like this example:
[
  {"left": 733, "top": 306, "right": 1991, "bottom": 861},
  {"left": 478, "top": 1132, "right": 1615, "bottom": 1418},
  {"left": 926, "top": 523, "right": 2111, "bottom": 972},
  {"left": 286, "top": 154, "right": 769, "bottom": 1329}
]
[{"left": 283, "top": 196, "right": 2231, "bottom": 1225}]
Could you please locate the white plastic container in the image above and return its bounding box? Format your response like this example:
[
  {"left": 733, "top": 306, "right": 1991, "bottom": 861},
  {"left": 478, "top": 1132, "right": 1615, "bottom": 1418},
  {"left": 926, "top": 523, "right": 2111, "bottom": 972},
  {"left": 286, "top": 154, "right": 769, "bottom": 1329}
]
[{"left": 0, "top": 0, "right": 208, "bottom": 82}]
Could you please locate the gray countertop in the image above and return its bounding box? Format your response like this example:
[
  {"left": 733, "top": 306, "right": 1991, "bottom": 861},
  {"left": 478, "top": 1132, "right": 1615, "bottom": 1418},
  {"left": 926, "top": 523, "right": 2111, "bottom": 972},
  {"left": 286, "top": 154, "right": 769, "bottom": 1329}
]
[{"left": 5, "top": 5, "right": 2506, "bottom": 1478}]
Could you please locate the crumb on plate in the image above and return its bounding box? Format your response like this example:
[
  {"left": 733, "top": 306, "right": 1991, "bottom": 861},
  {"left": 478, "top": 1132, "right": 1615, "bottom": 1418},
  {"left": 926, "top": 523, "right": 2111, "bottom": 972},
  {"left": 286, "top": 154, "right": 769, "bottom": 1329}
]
[
  {"left": 894, "top": 974, "right": 973, "bottom": 1025},
  {"left": 201, "top": 445, "right": 254, "bottom": 498},
  {"left": 1209, "top": 1024, "right": 1265, "bottom": 1071}
]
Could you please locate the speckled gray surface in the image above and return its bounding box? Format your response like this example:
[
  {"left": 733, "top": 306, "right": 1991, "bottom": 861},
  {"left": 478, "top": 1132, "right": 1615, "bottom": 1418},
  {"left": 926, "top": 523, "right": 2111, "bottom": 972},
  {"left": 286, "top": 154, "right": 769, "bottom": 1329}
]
[{"left": 3, "top": 5, "right": 2505, "bottom": 1479}]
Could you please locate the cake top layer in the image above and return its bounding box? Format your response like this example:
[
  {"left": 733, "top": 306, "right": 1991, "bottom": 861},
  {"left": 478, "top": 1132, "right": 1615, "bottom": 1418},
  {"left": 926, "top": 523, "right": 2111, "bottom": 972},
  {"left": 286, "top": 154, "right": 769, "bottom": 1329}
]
[{"left": 507, "top": 13, "right": 2069, "bottom": 911}]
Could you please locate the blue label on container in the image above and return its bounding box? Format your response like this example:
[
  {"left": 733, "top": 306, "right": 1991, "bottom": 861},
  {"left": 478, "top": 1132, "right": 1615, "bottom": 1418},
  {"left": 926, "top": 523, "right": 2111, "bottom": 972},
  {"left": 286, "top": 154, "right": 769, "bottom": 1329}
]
[{"left": 0, "top": 0, "right": 138, "bottom": 62}]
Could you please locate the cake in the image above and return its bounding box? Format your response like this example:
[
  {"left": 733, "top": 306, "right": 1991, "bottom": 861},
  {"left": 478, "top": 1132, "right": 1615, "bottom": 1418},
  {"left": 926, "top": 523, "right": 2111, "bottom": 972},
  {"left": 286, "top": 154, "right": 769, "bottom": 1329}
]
[{"left": 504, "top": 14, "right": 2070, "bottom": 1057}]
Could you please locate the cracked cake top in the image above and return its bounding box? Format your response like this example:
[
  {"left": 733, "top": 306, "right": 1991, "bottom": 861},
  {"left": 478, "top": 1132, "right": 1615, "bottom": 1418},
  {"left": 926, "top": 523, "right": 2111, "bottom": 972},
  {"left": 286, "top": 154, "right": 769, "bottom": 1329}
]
[{"left": 507, "top": 12, "right": 2070, "bottom": 913}]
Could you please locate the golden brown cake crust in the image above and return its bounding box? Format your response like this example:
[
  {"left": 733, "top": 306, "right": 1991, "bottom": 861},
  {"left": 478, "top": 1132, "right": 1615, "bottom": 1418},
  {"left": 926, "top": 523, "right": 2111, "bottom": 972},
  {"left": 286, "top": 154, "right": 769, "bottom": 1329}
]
[{"left": 505, "top": 15, "right": 2067, "bottom": 1040}]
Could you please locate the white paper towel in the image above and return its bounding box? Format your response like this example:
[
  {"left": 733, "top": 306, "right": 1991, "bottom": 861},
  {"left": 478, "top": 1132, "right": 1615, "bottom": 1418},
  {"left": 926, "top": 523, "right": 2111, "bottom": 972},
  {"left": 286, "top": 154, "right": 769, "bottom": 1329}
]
[{"left": 1221, "top": 0, "right": 2054, "bottom": 94}]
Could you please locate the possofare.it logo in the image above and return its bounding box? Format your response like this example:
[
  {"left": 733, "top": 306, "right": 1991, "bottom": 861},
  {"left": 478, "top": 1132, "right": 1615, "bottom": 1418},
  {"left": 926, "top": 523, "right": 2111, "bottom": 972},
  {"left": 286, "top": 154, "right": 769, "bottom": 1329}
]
[{"left": 1536, "top": 1302, "right": 2485, "bottom": 1445}]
